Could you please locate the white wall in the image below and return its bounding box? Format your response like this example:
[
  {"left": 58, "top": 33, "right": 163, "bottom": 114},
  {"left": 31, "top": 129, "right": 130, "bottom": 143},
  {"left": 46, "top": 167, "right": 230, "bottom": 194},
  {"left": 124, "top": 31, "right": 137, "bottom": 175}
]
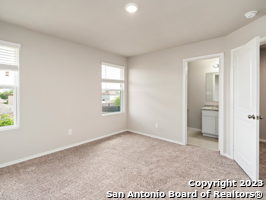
[
  {"left": 1, "top": 15, "right": 266, "bottom": 164},
  {"left": 260, "top": 48, "right": 266, "bottom": 141},
  {"left": 128, "top": 16, "right": 266, "bottom": 157},
  {"left": 128, "top": 37, "right": 225, "bottom": 142},
  {"left": 188, "top": 58, "right": 219, "bottom": 130},
  {"left": 0, "top": 21, "right": 127, "bottom": 164}
]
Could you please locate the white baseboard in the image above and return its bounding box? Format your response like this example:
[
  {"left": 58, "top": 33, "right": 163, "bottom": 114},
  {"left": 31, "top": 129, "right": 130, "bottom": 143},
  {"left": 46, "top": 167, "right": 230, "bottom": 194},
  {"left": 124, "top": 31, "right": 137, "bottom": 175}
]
[
  {"left": 128, "top": 129, "right": 235, "bottom": 161},
  {"left": 0, "top": 129, "right": 127, "bottom": 168},
  {"left": 1, "top": 129, "right": 235, "bottom": 168},
  {"left": 128, "top": 129, "right": 185, "bottom": 145},
  {"left": 221, "top": 153, "right": 233, "bottom": 160},
  {"left": 260, "top": 139, "right": 266, "bottom": 143}
]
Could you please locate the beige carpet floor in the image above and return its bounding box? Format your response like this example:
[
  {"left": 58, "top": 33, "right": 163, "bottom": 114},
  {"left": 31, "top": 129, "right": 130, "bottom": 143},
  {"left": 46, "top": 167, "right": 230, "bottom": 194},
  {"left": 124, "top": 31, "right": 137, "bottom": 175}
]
[{"left": 0, "top": 132, "right": 265, "bottom": 199}]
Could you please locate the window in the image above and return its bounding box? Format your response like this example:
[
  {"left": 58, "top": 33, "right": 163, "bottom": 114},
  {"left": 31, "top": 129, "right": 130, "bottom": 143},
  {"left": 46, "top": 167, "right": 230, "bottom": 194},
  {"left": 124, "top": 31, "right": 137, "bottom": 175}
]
[
  {"left": 101, "top": 63, "right": 124, "bottom": 115},
  {"left": 0, "top": 41, "right": 20, "bottom": 129}
]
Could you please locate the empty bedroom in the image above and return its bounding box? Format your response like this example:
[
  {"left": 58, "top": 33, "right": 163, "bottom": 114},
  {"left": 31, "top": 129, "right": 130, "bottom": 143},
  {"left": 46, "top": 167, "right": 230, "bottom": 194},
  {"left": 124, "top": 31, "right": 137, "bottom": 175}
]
[{"left": 0, "top": 0, "right": 266, "bottom": 199}]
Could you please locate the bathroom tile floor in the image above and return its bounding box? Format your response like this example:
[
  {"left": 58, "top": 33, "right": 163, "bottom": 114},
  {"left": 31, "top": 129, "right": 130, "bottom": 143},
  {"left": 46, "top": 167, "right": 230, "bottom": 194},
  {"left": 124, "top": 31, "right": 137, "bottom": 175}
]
[{"left": 187, "top": 127, "right": 219, "bottom": 151}]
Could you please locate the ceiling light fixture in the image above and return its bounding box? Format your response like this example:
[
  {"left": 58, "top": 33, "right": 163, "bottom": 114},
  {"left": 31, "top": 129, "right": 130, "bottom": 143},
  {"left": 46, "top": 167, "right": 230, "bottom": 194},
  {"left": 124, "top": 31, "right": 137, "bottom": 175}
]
[
  {"left": 244, "top": 10, "right": 258, "bottom": 19},
  {"left": 125, "top": 3, "right": 138, "bottom": 14},
  {"left": 212, "top": 64, "right": 219, "bottom": 69}
]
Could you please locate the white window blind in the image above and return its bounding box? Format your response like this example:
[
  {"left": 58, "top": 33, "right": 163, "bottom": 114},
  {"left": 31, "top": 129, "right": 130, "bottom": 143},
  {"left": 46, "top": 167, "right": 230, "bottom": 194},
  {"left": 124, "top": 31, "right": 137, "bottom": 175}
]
[{"left": 0, "top": 42, "right": 19, "bottom": 70}]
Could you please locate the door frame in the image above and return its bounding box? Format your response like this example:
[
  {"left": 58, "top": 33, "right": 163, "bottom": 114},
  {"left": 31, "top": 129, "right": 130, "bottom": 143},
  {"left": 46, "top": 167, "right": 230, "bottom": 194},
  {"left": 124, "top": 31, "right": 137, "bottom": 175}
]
[
  {"left": 230, "top": 36, "right": 266, "bottom": 160},
  {"left": 182, "top": 53, "right": 225, "bottom": 154}
]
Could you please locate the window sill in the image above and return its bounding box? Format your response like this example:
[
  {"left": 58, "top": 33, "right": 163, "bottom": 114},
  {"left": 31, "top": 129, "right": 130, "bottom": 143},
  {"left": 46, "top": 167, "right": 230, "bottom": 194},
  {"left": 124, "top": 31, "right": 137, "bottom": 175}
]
[
  {"left": 102, "top": 112, "right": 124, "bottom": 116},
  {"left": 0, "top": 125, "right": 19, "bottom": 132}
]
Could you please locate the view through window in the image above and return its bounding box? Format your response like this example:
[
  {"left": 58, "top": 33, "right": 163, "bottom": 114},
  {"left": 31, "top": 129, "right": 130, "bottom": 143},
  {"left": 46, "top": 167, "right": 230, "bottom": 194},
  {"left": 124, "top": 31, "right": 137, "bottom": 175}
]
[
  {"left": 101, "top": 63, "right": 124, "bottom": 114},
  {"left": 0, "top": 42, "right": 19, "bottom": 128}
]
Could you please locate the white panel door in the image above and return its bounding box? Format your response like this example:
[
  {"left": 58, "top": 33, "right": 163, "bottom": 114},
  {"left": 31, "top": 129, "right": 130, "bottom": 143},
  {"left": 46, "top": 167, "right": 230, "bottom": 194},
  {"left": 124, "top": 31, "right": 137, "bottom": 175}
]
[{"left": 232, "top": 37, "right": 260, "bottom": 180}]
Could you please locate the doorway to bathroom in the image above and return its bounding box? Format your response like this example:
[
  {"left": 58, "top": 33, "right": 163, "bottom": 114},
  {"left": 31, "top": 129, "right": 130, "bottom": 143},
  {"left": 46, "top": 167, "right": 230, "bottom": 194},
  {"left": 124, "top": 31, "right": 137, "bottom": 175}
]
[{"left": 182, "top": 53, "right": 224, "bottom": 153}]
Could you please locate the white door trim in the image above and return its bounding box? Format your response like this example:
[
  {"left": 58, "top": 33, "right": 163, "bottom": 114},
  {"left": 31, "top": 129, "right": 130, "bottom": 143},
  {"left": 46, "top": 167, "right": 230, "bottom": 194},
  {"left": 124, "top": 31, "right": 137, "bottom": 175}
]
[{"left": 182, "top": 53, "right": 225, "bottom": 155}]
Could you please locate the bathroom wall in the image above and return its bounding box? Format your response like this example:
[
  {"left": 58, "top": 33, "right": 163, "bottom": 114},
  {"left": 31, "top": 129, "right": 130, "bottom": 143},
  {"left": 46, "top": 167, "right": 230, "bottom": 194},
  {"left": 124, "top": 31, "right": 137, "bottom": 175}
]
[
  {"left": 188, "top": 58, "right": 219, "bottom": 130},
  {"left": 260, "top": 47, "right": 266, "bottom": 141}
]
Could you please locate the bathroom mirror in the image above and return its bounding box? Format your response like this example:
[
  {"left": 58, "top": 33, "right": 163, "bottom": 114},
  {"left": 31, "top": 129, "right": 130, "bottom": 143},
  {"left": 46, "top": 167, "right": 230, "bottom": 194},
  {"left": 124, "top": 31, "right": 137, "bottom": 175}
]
[{"left": 205, "top": 72, "right": 219, "bottom": 103}]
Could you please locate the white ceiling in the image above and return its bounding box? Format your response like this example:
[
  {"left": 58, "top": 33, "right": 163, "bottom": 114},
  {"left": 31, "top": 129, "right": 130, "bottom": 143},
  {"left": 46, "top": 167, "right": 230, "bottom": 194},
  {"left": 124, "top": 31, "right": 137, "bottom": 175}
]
[{"left": 0, "top": 0, "right": 265, "bottom": 57}]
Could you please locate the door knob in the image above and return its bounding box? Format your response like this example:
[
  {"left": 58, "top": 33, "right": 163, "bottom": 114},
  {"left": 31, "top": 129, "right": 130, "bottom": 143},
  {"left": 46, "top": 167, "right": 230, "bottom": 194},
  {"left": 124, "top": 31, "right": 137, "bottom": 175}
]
[{"left": 248, "top": 115, "right": 256, "bottom": 120}]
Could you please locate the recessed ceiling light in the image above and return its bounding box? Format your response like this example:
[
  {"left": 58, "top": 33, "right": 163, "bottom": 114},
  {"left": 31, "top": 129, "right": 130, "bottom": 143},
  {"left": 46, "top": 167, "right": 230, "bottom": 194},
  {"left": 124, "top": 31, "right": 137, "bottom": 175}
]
[
  {"left": 125, "top": 3, "right": 138, "bottom": 14},
  {"left": 244, "top": 10, "right": 258, "bottom": 19}
]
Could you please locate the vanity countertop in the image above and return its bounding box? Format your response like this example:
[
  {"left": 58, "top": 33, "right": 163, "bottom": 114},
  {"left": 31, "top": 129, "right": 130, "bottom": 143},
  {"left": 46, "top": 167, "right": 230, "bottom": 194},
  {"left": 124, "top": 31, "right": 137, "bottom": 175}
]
[{"left": 201, "top": 105, "right": 219, "bottom": 111}]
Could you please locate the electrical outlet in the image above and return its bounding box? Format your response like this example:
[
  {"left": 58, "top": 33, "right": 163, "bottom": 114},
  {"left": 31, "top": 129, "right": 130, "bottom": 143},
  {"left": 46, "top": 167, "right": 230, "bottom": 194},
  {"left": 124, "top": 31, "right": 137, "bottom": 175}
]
[
  {"left": 68, "top": 129, "right": 73, "bottom": 135},
  {"left": 155, "top": 123, "right": 159, "bottom": 129}
]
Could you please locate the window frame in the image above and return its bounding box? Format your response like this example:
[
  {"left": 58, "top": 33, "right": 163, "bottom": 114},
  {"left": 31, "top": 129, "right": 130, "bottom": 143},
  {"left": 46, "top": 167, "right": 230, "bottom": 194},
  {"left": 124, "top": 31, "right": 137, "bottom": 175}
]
[
  {"left": 0, "top": 40, "right": 20, "bottom": 132},
  {"left": 101, "top": 62, "right": 125, "bottom": 116}
]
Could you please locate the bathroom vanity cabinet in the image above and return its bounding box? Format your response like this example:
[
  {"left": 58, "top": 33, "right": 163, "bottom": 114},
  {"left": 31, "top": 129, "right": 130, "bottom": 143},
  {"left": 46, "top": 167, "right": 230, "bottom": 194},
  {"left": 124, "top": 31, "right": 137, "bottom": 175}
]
[{"left": 202, "top": 109, "right": 218, "bottom": 138}]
